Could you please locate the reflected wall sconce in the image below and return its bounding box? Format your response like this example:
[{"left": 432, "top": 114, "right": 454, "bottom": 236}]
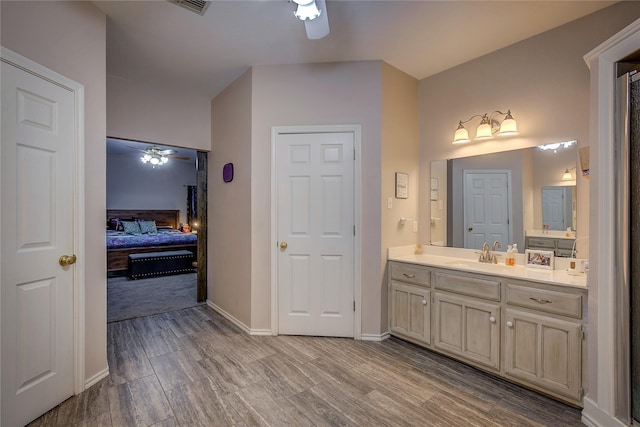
[
  {"left": 453, "top": 110, "right": 518, "bottom": 144},
  {"left": 562, "top": 166, "right": 577, "bottom": 181}
]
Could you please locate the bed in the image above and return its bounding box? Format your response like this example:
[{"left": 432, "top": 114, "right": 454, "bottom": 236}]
[{"left": 106, "top": 209, "right": 197, "bottom": 274}]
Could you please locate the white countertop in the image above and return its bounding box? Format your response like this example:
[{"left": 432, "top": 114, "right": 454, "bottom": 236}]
[
  {"left": 388, "top": 246, "right": 587, "bottom": 289},
  {"left": 526, "top": 230, "right": 576, "bottom": 240}
]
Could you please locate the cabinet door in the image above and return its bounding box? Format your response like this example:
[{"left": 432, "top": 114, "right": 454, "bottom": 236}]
[
  {"left": 390, "top": 282, "right": 430, "bottom": 345},
  {"left": 504, "top": 308, "right": 582, "bottom": 402},
  {"left": 432, "top": 292, "right": 500, "bottom": 371}
]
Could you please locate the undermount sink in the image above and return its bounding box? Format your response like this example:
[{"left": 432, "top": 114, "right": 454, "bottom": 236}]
[{"left": 444, "top": 260, "right": 479, "bottom": 268}]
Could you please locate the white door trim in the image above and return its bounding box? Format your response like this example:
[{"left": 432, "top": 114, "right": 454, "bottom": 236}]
[
  {"left": 270, "top": 125, "right": 362, "bottom": 339},
  {"left": 0, "top": 47, "right": 86, "bottom": 399}
]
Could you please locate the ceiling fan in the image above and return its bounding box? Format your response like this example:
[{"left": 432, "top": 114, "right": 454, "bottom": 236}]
[
  {"left": 139, "top": 145, "right": 189, "bottom": 167},
  {"left": 292, "top": 0, "right": 329, "bottom": 40}
]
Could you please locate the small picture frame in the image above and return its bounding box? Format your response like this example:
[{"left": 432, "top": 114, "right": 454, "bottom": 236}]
[
  {"left": 525, "top": 249, "right": 555, "bottom": 270},
  {"left": 395, "top": 173, "right": 408, "bottom": 199}
]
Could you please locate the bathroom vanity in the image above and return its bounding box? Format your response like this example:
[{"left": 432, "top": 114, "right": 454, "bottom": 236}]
[{"left": 388, "top": 246, "right": 587, "bottom": 407}]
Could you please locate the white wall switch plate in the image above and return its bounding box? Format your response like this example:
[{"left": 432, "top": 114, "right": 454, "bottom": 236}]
[{"left": 387, "top": 197, "right": 393, "bottom": 209}]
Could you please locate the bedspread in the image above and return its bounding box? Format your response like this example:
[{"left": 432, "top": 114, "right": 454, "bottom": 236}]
[{"left": 107, "top": 229, "right": 197, "bottom": 250}]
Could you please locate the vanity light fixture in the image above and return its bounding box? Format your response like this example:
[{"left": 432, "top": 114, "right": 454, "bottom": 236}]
[
  {"left": 292, "top": 0, "right": 321, "bottom": 20},
  {"left": 453, "top": 110, "right": 518, "bottom": 144},
  {"left": 562, "top": 166, "right": 577, "bottom": 181}
]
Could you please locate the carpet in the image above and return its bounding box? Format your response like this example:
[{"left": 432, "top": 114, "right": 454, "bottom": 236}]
[{"left": 107, "top": 272, "right": 202, "bottom": 323}]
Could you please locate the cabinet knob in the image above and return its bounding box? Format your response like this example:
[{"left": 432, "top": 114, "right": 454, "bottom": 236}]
[
  {"left": 489, "top": 316, "right": 496, "bottom": 323},
  {"left": 506, "top": 320, "right": 514, "bottom": 328},
  {"left": 422, "top": 299, "right": 427, "bottom": 305}
]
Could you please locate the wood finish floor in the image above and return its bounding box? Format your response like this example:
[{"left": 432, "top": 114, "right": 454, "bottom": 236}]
[{"left": 29, "top": 306, "right": 583, "bottom": 426}]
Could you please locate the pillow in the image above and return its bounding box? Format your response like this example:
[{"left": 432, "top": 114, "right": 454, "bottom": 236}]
[
  {"left": 138, "top": 220, "right": 157, "bottom": 235},
  {"left": 122, "top": 220, "right": 141, "bottom": 235},
  {"left": 109, "top": 217, "right": 124, "bottom": 231}
]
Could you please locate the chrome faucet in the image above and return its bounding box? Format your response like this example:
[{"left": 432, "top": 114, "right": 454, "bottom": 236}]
[{"left": 478, "top": 241, "right": 501, "bottom": 264}]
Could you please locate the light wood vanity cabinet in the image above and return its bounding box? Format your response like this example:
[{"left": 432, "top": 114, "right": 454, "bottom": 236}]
[
  {"left": 432, "top": 271, "right": 501, "bottom": 371},
  {"left": 389, "top": 262, "right": 431, "bottom": 345},
  {"left": 525, "top": 236, "right": 576, "bottom": 258},
  {"left": 390, "top": 283, "right": 430, "bottom": 345},
  {"left": 388, "top": 260, "right": 587, "bottom": 407},
  {"left": 432, "top": 291, "right": 500, "bottom": 371},
  {"left": 503, "top": 282, "right": 585, "bottom": 403}
]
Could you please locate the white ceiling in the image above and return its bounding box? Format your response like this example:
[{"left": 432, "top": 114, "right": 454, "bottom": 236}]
[
  {"left": 106, "top": 137, "right": 197, "bottom": 160},
  {"left": 94, "top": 0, "right": 615, "bottom": 99}
]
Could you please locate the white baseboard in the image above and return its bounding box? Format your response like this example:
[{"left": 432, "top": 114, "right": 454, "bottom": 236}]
[
  {"left": 360, "top": 332, "right": 390, "bottom": 342},
  {"left": 206, "top": 300, "right": 273, "bottom": 336},
  {"left": 84, "top": 366, "right": 109, "bottom": 390},
  {"left": 249, "top": 328, "right": 273, "bottom": 336},
  {"left": 582, "top": 397, "right": 627, "bottom": 427}
]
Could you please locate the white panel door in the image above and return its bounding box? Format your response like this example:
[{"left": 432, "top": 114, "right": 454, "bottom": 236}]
[
  {"left": 1, "top": 60, "right": 76, "bottom": 426},
  {"left": 542, "top": 187, "right": 566, "bottom": 230},
  {"left": 463, "top": 171, "right": 511, "bottom": 250},
  {"left": 277, "top": 132, "right": 354, "bottom": 337}
]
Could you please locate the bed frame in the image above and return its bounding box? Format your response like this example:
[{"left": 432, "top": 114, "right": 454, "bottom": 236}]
[{"left": 106, "top": 209, "right": 197, "bottom": 274}]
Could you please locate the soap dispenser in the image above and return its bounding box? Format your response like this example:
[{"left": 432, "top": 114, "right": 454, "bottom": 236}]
[{"left": 505, "top": 245, "right": 515, "bottom": 266}]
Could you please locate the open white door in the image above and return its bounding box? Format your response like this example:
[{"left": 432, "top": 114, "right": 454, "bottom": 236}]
[
  {"left": 1, "top": 50, "right": 81, "bottom": 427},
  {"left": 276, "top": 131, "right": 355, "bottom": 337}
]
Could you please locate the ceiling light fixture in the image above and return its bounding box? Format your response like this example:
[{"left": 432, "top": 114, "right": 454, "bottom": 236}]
[
  {"left": 453, "top": 110, "right": 518, "bottom": 144},
  {"left": 141, "top": 146, "right": 169, "bottom": 168},
  {"left": 293, "top": 0, "right": 321, "bottom": 21}
]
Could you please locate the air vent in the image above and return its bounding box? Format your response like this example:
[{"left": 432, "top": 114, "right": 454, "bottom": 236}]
[{"left": 169, "top": 0, "right": 211, "bottom": 15}]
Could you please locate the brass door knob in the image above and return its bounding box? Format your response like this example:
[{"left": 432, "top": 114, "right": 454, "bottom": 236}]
[
  {"left": 59, "top": 254, "right": 77, "bottom": 266},
  {"left": 280, "top": 241, "right": 288, "bottom": 250}
]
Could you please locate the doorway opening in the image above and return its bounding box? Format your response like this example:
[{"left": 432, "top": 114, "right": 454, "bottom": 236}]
[{"left": 106, "top": 137, "right": 208, "bottom": 322}]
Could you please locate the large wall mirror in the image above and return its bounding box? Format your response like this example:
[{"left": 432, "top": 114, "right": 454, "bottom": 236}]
[{"left": 430, "top": 141, "right": 577, "bottom": 251}]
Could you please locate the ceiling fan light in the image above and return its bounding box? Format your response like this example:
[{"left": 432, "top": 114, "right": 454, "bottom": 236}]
[
  {"left": 161, "top": 156, "right": 169, "bottom": 164},
  {"left": 150, "top": 157, "right": 160, "bottom": 165},
  {"left": 294, "top": 1, "right": 321, "bottom": 21}
]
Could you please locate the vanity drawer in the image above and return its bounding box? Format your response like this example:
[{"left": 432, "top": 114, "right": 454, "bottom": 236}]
[
  {"left": 505, "top": 284, "right": 582, "bottom": 319},
  {"left": 434, "top": 272, "right": 500, "bottom": 301},
  {"left": 390, "top": 262, "right": 430, "bottom": 286},
  {"left": 556, "top": 239, "right": 576, "bottom": 250},
  {"left": 526, "top": 237, "right": 555, "bottom": 249}
]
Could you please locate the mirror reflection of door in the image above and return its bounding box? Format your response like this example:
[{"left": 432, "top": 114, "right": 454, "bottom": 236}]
[
  {"left": 463, "top": 170, "right": 512, "bottom": 250},
  {"left": 542, "top": 186, "right": 573, "bottom": 230}
]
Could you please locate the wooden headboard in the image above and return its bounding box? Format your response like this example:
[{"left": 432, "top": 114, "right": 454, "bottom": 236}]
[{"left": 107, "top": 209, "right": 180, "bottom": 228}]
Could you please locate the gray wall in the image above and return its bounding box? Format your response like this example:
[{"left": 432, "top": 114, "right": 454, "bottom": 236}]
[
  {"left": 106, "top": 145, "right": 197, "bottom": 226},
  {"left": 1, "top": 0, "right": 108, "bottom": 382}
]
